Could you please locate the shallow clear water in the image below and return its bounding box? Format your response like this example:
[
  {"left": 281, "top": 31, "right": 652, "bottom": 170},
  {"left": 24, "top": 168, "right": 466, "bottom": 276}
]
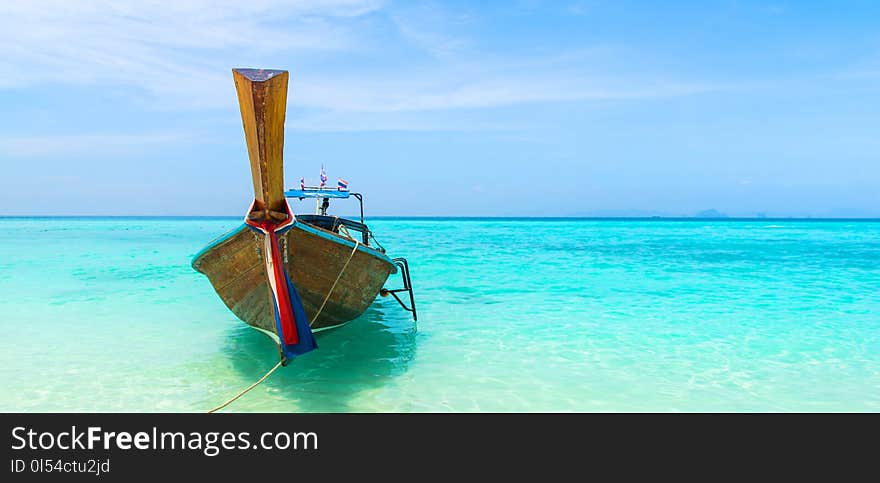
[{"left": 1, "top": 217, "right": 878, "bottom": 412}]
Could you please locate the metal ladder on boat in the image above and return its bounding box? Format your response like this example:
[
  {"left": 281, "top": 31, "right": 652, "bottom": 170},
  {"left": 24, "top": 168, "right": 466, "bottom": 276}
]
[{"left": 381, "top": 257, "right": 417, "bottom": 321}]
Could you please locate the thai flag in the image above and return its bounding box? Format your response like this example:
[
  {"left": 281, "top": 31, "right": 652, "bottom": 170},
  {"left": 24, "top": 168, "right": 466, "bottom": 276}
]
[
  {"left": 300, "top": 177, "right": 305, "bottom": 190},
  {"left": 337, "top": 178, "right": 348, "bottom": 191},
  {"left": 320, "top": 166, "right": 327, "bottom": 188}
]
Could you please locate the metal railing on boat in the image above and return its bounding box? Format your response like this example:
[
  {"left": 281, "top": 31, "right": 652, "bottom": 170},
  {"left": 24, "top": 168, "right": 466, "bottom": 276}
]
[{"left": 381, "top": 257, "right": 417, "bottom": 322}]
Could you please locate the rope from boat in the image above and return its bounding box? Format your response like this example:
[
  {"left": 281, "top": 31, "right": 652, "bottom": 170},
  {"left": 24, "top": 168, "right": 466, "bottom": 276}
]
[
  {"left": 338, "top": 223, "right": 355, "bottom": 241},
  {"left": 208, "top": 239, "right": 360, "bottom": 413},
  {"left": 207, "top": 359, "right": 283, "bottom": 413},
  {"left": 310, "top": 240, "right": 359, "bottom": 327}
]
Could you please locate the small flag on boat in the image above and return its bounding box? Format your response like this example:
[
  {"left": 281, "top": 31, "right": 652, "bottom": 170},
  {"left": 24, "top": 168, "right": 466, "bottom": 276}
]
[
  {"left": 337, "top": 178, "right": 348, "bottom": 191},
  {"left": 300, "top": 177, "right": 305, "bottom": 190},
  {"left": 320, "top": 166, "right": 327, "bottom": 188}
]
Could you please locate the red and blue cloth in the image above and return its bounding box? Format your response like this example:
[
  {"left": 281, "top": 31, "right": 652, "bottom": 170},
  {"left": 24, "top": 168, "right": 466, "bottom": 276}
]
[{"left": 244, "top": 200, "right": 317, "bottom": 360}]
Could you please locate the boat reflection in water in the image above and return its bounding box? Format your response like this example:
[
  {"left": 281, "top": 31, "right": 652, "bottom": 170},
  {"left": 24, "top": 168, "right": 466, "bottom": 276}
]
[{"left": 219, "top": 306, "right": 418, "bottom": 412}]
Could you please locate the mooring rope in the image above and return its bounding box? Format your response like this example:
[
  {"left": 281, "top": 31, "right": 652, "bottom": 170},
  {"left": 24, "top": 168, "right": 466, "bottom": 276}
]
[
  {"left": 207, "top": 239, "right": 360, "bottom": 413},
  {"left": 207, "top": 360, "right": 284, "bottom": 413}
]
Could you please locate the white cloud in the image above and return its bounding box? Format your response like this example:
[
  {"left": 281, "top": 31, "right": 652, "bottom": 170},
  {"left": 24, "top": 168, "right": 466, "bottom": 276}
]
[
  {"left": 566, "top": 2, "right": 592, "bottom": 16},
  {"left": 390, "top": 3, "right": 473, "bottom": 59},
  {"left": 0, "top": 0, "right": 383, "bottom": 106},
  {"left": 0, "top": 0, "right": 728, "bottom": 117},
  {"left": 0, "top": 132, "right": 190, "bottom": 157},
  {"left": 291, "top": 74, "right": 723, "bottom": 112},
  {"left": 285, "top": 109, "right": 527, "bottom": 132}
]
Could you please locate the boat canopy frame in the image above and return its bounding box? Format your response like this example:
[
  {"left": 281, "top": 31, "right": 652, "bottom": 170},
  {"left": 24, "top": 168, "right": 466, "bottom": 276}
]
[{"left": 284, "top": 187, "right": 365, "bottom": 225}]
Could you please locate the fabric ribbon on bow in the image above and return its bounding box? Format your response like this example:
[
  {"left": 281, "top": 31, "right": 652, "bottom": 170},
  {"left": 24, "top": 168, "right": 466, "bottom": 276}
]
[{"left": 244, "top": 201, "right": 317, "bottom": 361}]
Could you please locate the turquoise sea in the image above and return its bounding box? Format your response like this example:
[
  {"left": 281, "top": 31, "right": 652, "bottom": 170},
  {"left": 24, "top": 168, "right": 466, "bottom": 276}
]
[{"left": 0, "top": 217, "right": 878, "bottom": 412}]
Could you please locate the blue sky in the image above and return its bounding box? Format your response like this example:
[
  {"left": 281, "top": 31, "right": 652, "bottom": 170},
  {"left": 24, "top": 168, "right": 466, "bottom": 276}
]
[{"left": 0, "top": 0, "right": 878, "bottom": 216}]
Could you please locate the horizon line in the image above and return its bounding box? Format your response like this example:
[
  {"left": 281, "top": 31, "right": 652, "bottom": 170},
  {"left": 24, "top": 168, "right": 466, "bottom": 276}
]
[{"left": 2, "top": 215, "right": 879, "bottom": 221}]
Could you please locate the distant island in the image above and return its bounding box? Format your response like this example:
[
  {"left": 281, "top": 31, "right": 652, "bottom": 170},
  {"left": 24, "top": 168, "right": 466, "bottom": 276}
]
[{"left": 694, "top": 209, "right": 729, "bottom": 218}]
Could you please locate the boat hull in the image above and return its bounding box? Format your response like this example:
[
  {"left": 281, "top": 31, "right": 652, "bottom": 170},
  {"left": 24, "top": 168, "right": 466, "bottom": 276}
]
[{"left": 193, "top": 220, "right": 396, "bottom": 334}]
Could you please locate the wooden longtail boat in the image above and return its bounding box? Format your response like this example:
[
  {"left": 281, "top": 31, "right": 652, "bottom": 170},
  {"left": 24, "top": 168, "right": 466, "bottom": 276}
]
[{"left": 192, "top": 68, "right": 415, "bottom": 363}]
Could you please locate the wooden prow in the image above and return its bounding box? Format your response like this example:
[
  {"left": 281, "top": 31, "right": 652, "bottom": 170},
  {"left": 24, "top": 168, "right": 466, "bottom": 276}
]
[{"left": 233, "top": 68, "right": 290, "bottom": 222}]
